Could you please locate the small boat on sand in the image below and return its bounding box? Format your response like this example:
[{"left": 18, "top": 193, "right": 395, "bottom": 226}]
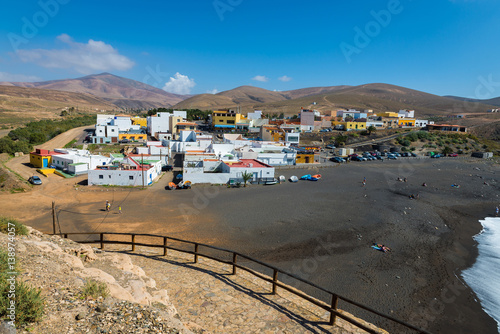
[
  {"left": 279, "top": 175, "right": 286, "bottom": 183},
  {"left": 312, "top": 174, "right": 322, "bottom": 180},
  {"left": 289, "top": 176, "right": 298, "bottom": 182},
  {"left": 264, "top": 178, "right": 278, "bottom": 185},
  {"left": 167, "top": 182, "right": 177, "bottom": 190},
  {"left": 183, "top": 181, "right": 192, "bottom": 189},
  {"left": 300, "top": 174, "right": 312, "bottom": 180}
]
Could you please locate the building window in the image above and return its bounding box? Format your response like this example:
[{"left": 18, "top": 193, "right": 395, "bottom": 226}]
[
  {"left": 99, "top": 175, "right": 103, "bottom": 179},
  {"left": 129, "top": 176, "right": 134, "bottom": 180},
  {"left": 109, "top": 175, "right": 111, "bottom": 178}
]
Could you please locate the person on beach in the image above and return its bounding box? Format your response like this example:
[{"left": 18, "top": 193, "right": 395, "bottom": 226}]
[
  {"left": 404, "top": 177, "right": 407, "bottom": 182},
  {"left": 422, "top": 182, "right": 427, "bottom": 187},
  {"left": 496, "top": 207, "right": 499, "bottom": 217},
  {"left": 105, "top": 200, "right": 110, "bottom": 211},
  {"left": 118, "top": 206, "right": 122, "bottom": 214}
]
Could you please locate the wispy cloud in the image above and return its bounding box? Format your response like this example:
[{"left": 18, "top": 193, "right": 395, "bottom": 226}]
[
  {"left": 252, "top": 75, "right": 269, "bottom": 82},
  {"left": 0, "top": 72, "right": 41, "bottom": 82},
  {"left": 163, "top": 72, "right": 196, "bottom": 95},
  {"left": 16, "top": 34, "right": 135, "bottom": 74},
  {"left": 207, "top": 88, "right": 219, "bottom": 94},
  {"left": 278, "top": 75, "right": 292, "bottom": 82}
]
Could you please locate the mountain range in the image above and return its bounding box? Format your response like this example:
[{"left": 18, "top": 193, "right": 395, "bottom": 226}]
[
  {"left": 0, "top": 73, "right": 185, "bottom": 109},
  {"left": 1, "top": 73, "right": 499, "bottom": 124}
]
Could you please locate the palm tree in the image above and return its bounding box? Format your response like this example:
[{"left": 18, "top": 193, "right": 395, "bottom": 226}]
[{"left": 242, "top": 171, "right": 253, "bottom": 187}]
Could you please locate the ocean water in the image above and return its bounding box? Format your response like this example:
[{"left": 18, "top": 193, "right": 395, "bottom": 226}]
[{"left": 462, "top": 217, "right": 500, "bottom": 333}]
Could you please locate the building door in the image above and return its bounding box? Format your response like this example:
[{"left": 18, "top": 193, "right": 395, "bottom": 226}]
[
  {"left": 305, "top": 156, "right": 310, "bottom": 163},
  {"left": 100, "top": 138, "right": 104, "bottom": 144},
  {"left": 43, "top": 158, "right": 48, "bottom": 168}
]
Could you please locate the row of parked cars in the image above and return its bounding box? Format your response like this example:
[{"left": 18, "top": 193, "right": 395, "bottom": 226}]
[{"left": 330, "top": 151, "right": 419, "bottom": 163}]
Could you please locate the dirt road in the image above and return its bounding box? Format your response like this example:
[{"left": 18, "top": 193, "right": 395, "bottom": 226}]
[{"left": 4, "top": 125, "right": 91, "bottom": 181}]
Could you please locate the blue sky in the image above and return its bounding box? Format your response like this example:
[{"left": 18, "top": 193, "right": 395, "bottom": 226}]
[{"left": 0, "top": 0, "right": 499, "bottom": 98}]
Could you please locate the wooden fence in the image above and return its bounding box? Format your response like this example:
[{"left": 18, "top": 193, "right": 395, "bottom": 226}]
[{"left": 56, "top": 232, "right": 432, "bottom": 334}]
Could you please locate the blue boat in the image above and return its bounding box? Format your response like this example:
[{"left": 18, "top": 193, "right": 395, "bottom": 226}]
[{"left": 300, "top": 174, "right": 312, "bottom": 180}]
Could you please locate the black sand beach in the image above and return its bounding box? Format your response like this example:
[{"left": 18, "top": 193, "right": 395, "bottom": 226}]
[{"left": 18, "top": 157, "right": 500, "bottom": 333}]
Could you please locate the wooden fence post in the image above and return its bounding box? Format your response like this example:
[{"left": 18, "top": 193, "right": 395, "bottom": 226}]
[
  {"left": 100, "top": 233, "right": 104, "bottom": 250},
  {"left": 232, "top": 253, "right": 237, "bottom": 275},
  {"left": 131, "top": 234, "right": 135, "bottom": 252},
  {"left": 329, "top": 294, "right": 339, "bottom": 325},
  {"left": 272, "top": 269, "right": 278, "bottom": 295},
  {"left": 163, "top": 237, "right": 167, "bottom": 256},
  {"left": 194, "top": 243, "right": 199, "bottom": 263}
]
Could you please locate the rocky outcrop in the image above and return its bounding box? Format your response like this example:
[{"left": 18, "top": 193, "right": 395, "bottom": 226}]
[{"left": 0, "top": 227, "right": 200, "bottom": 333}]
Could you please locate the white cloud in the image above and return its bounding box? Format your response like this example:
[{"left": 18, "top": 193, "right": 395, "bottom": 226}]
[
  {"left": 162, "top": 72, "right": 196, "bottom": 95},
  {"left": 252, "top": 75, "right": 269, "bottom": 82},
  {"left": 278, "top": 75, "right": 292, "bottom": 82},
  {"left": 0, "top": 72, "right": 41, "bottom": 82},
  {"left": 207, "top": 88, "right": 219, "bottom": 94},
  {"left": 16, "top": 34, "right": 135, "bottom": 74}
]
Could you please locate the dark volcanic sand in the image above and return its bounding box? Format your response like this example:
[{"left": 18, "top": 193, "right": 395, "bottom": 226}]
[
  {"left": 20, "top": 158, "right": 500, "bottom": 333},
  {"left": 186, "top": 158, "right": 500, "bottom": 333}
]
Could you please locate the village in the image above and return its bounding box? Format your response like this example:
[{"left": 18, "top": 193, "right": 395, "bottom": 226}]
[{"left": 25, "top": 107, "right": 473, "bottom": 188}]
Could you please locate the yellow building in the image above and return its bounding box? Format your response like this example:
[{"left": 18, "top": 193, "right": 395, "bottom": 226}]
[
  {"left": 131, "top": 116, "right": 147, "bottom": 127},
  {"left": 376, "top": 112, "right": 399, "bottom": 118},
  {"left": 296, "top": 153, "right": 319, "bottom": 164},
  {"left": 29, "top": 149, "right": 60, "bottom": 168},
  {"left": 169, "top": 116, "right": 184, "bottom": 134},
  {"left": 346, "top": 121, "right": 366, "bottom": 130},
  {"left": 331, "top": 120, "right": 366, "bottom": 130},
  {"left": 398, "top": 118, "right": 416, "bottom": 127},
  {"left": 212, "top": 110, "right": 247, "bottom": 129},
  {"left": 118, "top": 133, "right": 147, "bottom": 141}
]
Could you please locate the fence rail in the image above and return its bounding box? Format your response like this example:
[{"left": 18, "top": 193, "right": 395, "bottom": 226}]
[{"left": 55, "top": 231, "right": 431, "bottom": 334}]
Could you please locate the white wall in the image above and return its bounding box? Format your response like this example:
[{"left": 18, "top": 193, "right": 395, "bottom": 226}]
[
  {"left": 173, "top": 110, "right": 187, "bottom": 119},
  {"left": 148, "top": 112, "right": 171, "bottom": 136},
  {"left": 112, "top": 117, "right": 132, "bottom": 131}
]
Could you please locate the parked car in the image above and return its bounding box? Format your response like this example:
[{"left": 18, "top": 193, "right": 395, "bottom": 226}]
[
  {"left": 449, "top": 153, "right": 458, "bottom": 157},
  {"left": 163, "top": 165, "right": 174, "bottom": 171},
  {"left": 28, "top": 175, "right": 42, "bottom": 185},
  {"left": 119, "top": 138, "right": 130, "bottom": 144},
  {"left": 410, "top": 152, "right": 417, "bottom": 157},
  {"left": 330, "top": 157, "right": 346, "bottom": 163},
  {"left": 387, "top": 155, "right": 398, "bottom": 160},
  {"left": 326, "top": 144, "right": 336, "bottom": 149},
  {"left": 375, "top": 155, "right": 384, "bottom": 160},
  {"left": 431, "top": 154, "right": 441, "bottom": 158}
]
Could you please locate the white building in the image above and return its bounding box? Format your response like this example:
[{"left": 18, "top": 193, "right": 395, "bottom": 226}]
[
  {"left": 415, "top": 119, "right": 433, "bottom": 127},
  {"left": 248, "top": 110, "right": 263, "bottom": 120},
  {"left": 366, "top": 120, "right": 384, "bottom": 128},
  {"left": 148, "top": 112, "right": 172, "bottom": 138},
  {"left": 88, "top": 156, "right": 162, "bottom": 186},
  {"left": 398, "top": 109, "right": 415, "bottom": 118},
  {"left": 183, "top": 158, "right": 275, "bottom": 185},
  {"left": 50, "top": 149, "right": 112, "bottom": 174}
]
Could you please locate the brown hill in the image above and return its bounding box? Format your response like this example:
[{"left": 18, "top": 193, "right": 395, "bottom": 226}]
[
  {"left": 1, "top": 73, "right": 187, "bottom": 109},
  {"left": 179, "top": 83, "right": 497, "bottom": 117},
  {"left": 283, "top": 85, "right": 352, "bottom": 99},
  {"left": 174, "top": 86, "right": 290, "bottom": 111},
  {"left": 0, "top": 85, "right": 116, "bottom": 126}
]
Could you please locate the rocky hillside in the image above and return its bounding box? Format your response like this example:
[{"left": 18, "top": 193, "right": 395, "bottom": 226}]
[{"left": 0, "top": 227, "right": 203, "bottom": 333}]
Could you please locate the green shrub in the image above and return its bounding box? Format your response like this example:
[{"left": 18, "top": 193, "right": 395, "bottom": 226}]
[
  {"left": 0, "top": 249, "right": 44, "bottom": 326},
  {"left": 0, "top": 218, "right": 28, "bottom": 236},
  {"left": 80, "top": 280, "right": 109, "bottom": 299}
]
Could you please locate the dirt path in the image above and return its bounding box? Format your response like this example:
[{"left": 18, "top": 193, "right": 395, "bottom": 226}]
[{"left": 4, "top": 125, "right": 90, "bottom": 180}]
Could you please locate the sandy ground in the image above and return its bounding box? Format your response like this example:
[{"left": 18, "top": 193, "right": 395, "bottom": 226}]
[{"left": 1, "top": 153, "right": 499, "bottom": 333}]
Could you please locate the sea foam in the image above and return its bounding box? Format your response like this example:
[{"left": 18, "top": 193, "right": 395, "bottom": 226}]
[{"left": 462, "top": 217, "right": 500, "bottom": 333}]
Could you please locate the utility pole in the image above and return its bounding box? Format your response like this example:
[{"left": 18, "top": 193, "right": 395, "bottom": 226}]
[
  {"left": 141, "top": 153, "right": 145, "bottom": 189},
  {"left": 52, "top": 201, "right": 56, "bottom": 235}
]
